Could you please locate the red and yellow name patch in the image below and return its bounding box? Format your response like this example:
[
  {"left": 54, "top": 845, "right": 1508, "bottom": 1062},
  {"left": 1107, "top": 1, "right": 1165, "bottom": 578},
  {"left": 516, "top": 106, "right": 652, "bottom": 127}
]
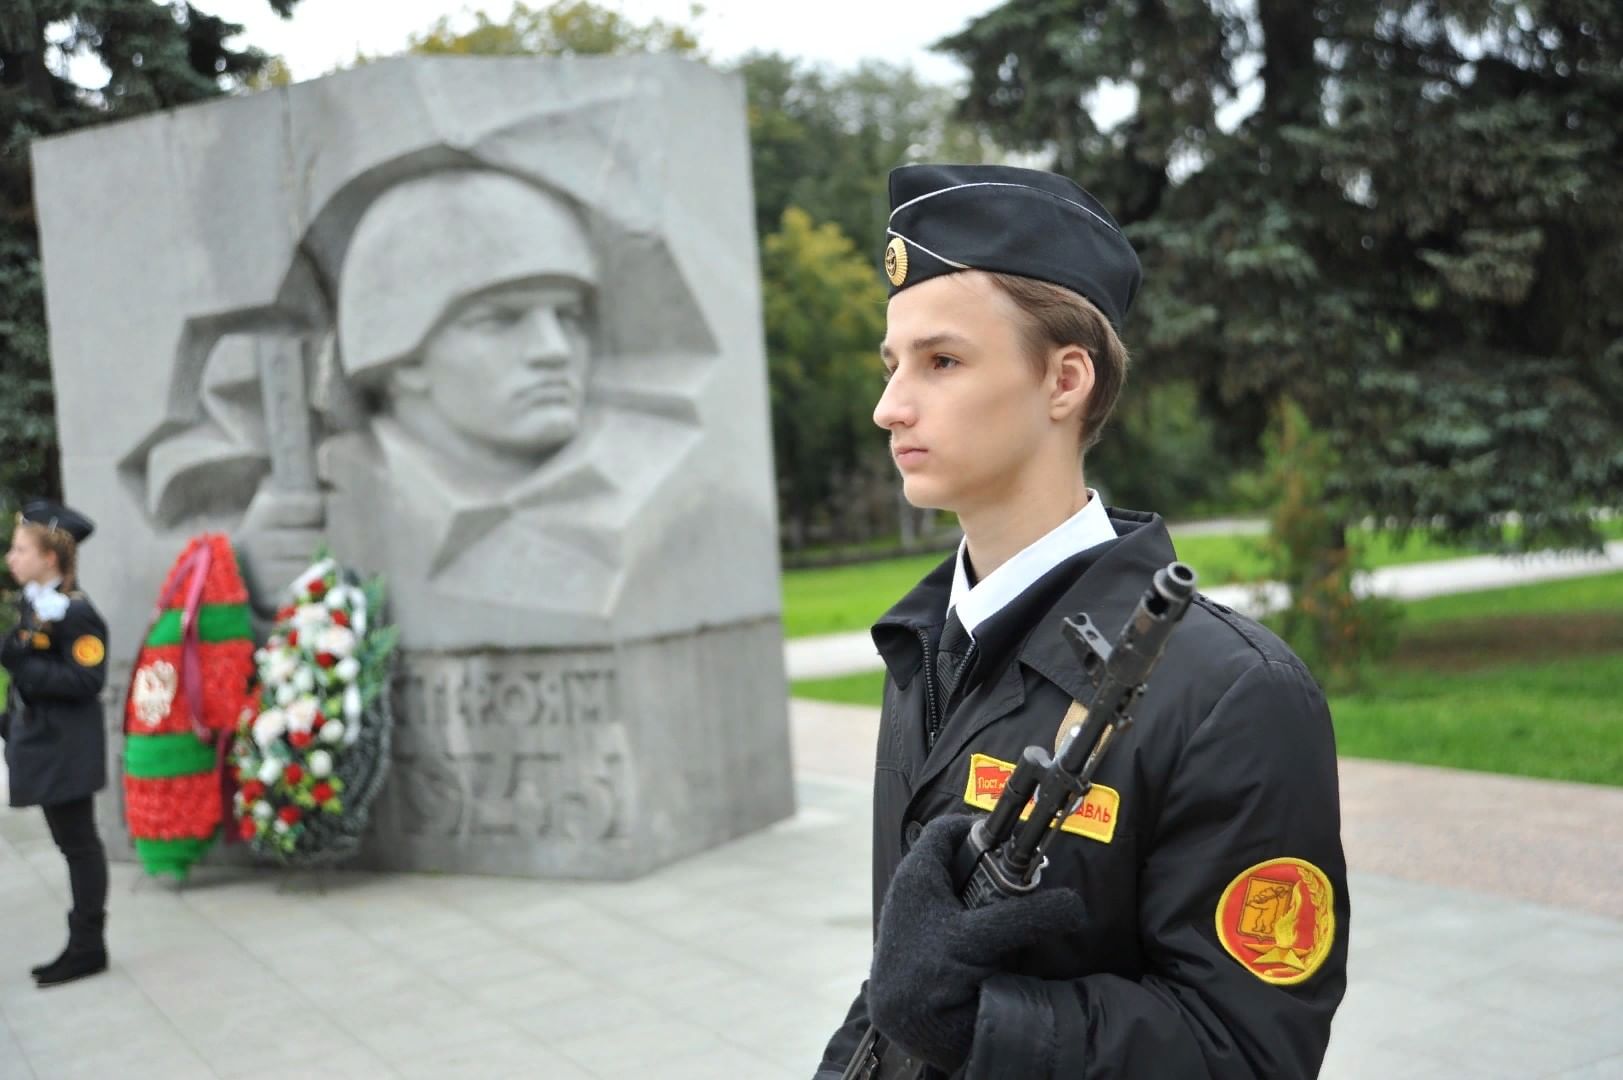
[
  {"left": 72, "top": 635, "right": 106, "bottom": 667},
  {"left": 1216, "top": 857, "right": 1336, "bottom": 985},
  {"left": 962, "top": 752, "right": 1120, "bottom": 844}
]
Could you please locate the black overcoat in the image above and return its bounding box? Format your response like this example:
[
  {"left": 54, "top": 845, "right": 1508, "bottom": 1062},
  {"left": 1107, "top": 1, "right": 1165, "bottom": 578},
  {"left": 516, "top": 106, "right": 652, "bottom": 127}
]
[
  {"left": 818, "top": 510, "right": 1350, "bottom": 1079},
  {"left": 1, "top": 590, "right": 110, "bottom": 808}
]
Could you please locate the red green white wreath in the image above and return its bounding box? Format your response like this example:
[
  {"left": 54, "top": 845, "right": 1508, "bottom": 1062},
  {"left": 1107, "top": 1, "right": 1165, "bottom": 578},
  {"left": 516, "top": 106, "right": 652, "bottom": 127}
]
[{"left": 230, "top": 557, "right": 397, "bottom": 861}]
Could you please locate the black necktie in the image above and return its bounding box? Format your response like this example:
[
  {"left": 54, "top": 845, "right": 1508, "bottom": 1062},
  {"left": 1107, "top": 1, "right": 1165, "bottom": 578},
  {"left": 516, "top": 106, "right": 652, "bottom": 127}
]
[{"left": 935, "top": 608, "right": 977, "bottom": 706}]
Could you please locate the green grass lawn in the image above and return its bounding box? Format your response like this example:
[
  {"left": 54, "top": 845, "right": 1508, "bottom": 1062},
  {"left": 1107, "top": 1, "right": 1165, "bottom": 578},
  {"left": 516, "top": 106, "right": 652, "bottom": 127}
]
[
  {"left": 791, "top": 571, "right": 1623, "bottom": 787},
  {"left": 780, "top": 519, "right": 1623, "bottom": 639}
]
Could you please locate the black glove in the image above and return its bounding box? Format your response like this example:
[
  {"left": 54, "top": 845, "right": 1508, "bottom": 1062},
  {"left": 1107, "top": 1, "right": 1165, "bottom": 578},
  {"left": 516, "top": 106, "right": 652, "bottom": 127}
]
[{"left": 867, "top": 814, "right": 1087, "bottom": 1073}]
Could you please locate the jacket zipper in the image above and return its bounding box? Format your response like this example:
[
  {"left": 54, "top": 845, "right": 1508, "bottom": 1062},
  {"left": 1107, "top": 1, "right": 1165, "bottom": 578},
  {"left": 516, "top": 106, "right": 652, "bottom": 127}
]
[{"left": 915, "top": 627, "right": 941, "bottom": 748}]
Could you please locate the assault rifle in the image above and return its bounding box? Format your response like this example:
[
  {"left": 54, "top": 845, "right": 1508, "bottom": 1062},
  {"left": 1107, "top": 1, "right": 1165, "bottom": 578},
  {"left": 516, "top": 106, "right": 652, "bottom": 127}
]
[{"left": 840, "top": 561, "right": 1198, "bottom": 1080}]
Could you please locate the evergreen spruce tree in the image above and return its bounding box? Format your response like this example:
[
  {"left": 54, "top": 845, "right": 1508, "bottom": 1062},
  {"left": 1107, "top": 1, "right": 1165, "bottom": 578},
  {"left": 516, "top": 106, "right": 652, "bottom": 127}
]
[
  {"left": 940, "top": 1, "right": 1622, "bottom": 549},
  {"left": 0, "top": 1, "right": 298, "bottom": 511}
]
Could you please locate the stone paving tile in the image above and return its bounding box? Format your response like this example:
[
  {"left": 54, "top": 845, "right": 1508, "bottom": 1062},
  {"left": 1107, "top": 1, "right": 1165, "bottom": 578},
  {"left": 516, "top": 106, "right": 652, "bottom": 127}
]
[
  {"left": 551, "top": 1017, "right": 722, "bottom": 1075},
  {"left": 1382, "top": 1010, "right": 1620, "bottom": 1079},
  {"left": 1319, "top": 1043, "right": 1462, "bottom": 1080},
  {"left": 226, "top": 1044, "right": 401, "bottom": 1080},
  {"left": 389, "top": 1032, "right": 594, "bottom": 1080},
  {"left": 32, "top": 1046, "right": 218, "bottom": 1080},
  {"left": 466, "top": 966, "right": 612, "bottom": 1018},
  {"left": 649, "top": 1041, "right": 805, "bottom": 1080},
  {"left": 165, "top": 1000, "right": 371, "bottom": 1078},
  {"left": 1550, "top": 1055, "right": 1623, "bottom": 1079}
]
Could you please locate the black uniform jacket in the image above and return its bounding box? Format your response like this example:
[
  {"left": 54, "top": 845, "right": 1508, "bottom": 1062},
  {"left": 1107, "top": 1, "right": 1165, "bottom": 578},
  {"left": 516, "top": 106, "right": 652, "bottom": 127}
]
[
  {"left": 818, "top": 510, "right": 1349, "bottom": 1079},
  {"left": 1, "top": 591, "right": 110, "bottom": 808}
]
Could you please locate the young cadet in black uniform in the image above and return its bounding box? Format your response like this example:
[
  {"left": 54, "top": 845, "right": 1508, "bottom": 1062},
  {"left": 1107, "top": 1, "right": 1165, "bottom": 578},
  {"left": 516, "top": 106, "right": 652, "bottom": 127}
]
[
  {"left": 2, "top": 500, "right": 112, "bottom": 987},
  {"left": 816, "top": 165, "right": 1349, "bottom": 1079}
]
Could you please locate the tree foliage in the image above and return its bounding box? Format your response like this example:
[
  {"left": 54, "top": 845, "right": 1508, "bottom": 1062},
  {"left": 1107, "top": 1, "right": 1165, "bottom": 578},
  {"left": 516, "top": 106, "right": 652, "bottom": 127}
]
[
  {"left": 1258, "top": 399, "right": 1399, "bottom": 689},
  {"left": 404, "top": 0, "right": 702, "bottom": 58},
  {"left": 941, "top": 1, "right": 1623, "bottom": 550},
  {"left": 760, "top": 207, "right": 889, "bottom": 548},
  {"left": 0, "top": 0, "right": 297, "bottom": 513},
  {"left": 739, "top": 53, "right": 992, "bottom": 256}
]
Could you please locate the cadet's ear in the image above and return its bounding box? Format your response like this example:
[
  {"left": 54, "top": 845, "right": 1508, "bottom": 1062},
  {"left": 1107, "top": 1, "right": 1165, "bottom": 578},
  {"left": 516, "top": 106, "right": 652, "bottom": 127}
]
[{"left": 1049, "top": 344, "right": 1095, "bottom": 424}]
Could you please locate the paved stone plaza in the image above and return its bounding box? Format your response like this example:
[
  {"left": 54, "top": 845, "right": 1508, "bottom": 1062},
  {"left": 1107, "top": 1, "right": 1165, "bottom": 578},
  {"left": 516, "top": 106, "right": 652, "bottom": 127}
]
[{"left": 3, "top": 700, "right": 1622, "bottom": 1079}]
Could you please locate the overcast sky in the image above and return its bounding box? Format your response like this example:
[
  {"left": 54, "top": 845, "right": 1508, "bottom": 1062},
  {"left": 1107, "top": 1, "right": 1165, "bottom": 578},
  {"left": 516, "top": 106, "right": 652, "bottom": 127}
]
[{"left": 204, "top": 0, "right": 1006, "bottom": 84}]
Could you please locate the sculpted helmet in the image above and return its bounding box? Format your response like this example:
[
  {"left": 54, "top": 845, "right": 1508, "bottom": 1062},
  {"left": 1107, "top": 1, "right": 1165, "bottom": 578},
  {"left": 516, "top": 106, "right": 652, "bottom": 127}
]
[{"left": 337, "top": 170, "right": 598, "bottom": 381}]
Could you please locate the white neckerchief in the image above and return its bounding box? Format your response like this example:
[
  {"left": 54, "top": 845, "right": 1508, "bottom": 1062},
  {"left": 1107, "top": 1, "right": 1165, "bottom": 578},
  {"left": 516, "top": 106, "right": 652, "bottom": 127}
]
[
  {"left": 949, "top": 492, "right": 1116, "bottom": 639},
  {"left": 24, "top": 578, "right": 69, "bottom": 621}
]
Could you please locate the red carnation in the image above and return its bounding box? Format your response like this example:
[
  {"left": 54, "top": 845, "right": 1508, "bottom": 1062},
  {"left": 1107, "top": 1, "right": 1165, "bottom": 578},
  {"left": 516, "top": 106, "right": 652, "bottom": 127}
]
[
  {"left": 276, "top": 606, "right": 295, "bottom": 623},
  {"left": 283, "top": 764, "right": 304, "bottom": 785},
  {"left": 238, "top": 817, "right": 257, "bottom": 840},
  {"left": 240, "top": 780, "right": 265, "bottom": 801},
  {"left": 312, "top": 782, "right": 334, "bottom": 803},
  {"left": 308, "top": 580, "right": 328, "bottom": 600},
  {"left": 316, "top": 652, "right": 337, "bottom": 668},
  {"left": 313, "top": 712, "right": 325, "bottom": 729},
  {"left": 278, "top": 806, "right": 301, "bottom": 825},
  {"left": 287, "top": 630, "right": 299, "bottom": 648},
  {"left": 331, "top": 610, "right": 350, "bottom": 628},
  {"left": 289, "top": 731, "right": 314, "bottom": 750}
]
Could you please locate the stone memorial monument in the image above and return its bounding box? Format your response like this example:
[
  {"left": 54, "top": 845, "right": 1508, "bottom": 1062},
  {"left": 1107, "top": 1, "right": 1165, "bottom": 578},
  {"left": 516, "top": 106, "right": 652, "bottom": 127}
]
[{"left": 30, "top": 56, "right": 795, "bottom": 878}]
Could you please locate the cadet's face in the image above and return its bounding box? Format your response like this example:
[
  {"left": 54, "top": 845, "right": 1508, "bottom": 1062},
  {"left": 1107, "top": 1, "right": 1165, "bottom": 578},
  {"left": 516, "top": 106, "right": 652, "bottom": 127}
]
[
  {"left": 5, "top": 528, "right": 55, "bottom": 587},
  {"left": 408, "top": 279, "right": 592, "bottom": 455},
  {"left": 876, "top": 273, "right": 1052, "bottom": 515}
]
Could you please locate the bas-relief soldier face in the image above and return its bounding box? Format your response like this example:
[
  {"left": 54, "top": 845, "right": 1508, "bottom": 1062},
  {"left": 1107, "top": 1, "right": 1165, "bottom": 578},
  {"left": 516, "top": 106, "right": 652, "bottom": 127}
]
[{"left": 386, "top": 278, "right": 593, "bottom": 461}]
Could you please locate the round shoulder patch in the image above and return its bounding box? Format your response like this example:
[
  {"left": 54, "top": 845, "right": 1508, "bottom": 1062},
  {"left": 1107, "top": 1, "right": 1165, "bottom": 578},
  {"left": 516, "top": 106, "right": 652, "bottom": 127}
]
[
  {"left": 72, "top": 635, "right": 106, "bottom": 667},
  {"left": 1215, "top": 857, "right": 1335, "bottom": 985}
]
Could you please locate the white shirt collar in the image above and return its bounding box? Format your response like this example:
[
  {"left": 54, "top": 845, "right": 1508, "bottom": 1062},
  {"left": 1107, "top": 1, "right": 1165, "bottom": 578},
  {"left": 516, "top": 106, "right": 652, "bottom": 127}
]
[
  {"left": 949, "top": 491, "right": 1116, "bottom": 638},
  {"left": 23, "top": 578, "right": 63, "bottom": 601}
]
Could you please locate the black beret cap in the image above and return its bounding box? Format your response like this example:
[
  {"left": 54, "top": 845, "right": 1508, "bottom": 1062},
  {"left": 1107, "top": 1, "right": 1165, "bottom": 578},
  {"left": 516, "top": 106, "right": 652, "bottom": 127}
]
[
  {"left": 20, "top": 499, "right": 94, "bottom": 543},
  {"left": 883, "top": 163, "right": 1143, "bottom": 329}
]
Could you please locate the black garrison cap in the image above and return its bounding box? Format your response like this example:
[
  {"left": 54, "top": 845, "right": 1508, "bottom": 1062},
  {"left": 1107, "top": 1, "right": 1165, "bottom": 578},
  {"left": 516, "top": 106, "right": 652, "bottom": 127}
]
[
  {"left": 19, "top": 500, "right": 95, "bottom": 543},
  {"left": 883, "top": 164, "right": 1143, "bottom": 329}
]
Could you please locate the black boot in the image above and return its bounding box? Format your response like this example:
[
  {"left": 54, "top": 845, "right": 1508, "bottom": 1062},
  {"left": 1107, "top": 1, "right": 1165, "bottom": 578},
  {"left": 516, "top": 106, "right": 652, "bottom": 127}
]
[
  {"left": 29, "top": 944, "right": 69, "bottom": 979},
  {"left": 30, "top": 913, "right": 75, "bottom": 978},
  {"left": 34, "top": 912, "right": 107, "bottom": 988}
]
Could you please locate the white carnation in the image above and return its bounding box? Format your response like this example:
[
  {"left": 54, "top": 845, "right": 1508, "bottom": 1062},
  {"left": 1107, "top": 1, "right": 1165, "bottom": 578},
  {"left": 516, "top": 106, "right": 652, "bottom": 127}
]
[
  {"left": 293, "top": 666, "right": 316, "bottom": 693},
  {"left": 335, "top": 656, "right": 361, "bottom": 683},
  {"left": 266, "top": 651, "right": 298, "bottom": 686},
  {"left": 252, "top": 709, "right": 287, "bottom": 749},
  {"left": 319, "top": 720, "right": 345, "bottom": 744},
  {"left": 343, "top": 684, "right": 362, "bottom": 723},
  {"left": 285, "top": 698, "right": 319, "bottom": 734},
  {"left": 316, "top": 625, "right": 357, "bottom": 659},
  {"left": 295, "top": 603, "right": 329, "bottom": 633},
  {"left": 275, "top": 682, "right": 298, "bottom": 706},
  {"left": 257, "top": 758, "right": 283, "bottom": 784},
  {"left": 273, "top": 819, "right": 290, "bottom": 834},
  {"left": 252, "top": 799, "right": 274, "bottom": 820},
  {"left": 307, "top": 749, "right": 333, "bottom": 779}
]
